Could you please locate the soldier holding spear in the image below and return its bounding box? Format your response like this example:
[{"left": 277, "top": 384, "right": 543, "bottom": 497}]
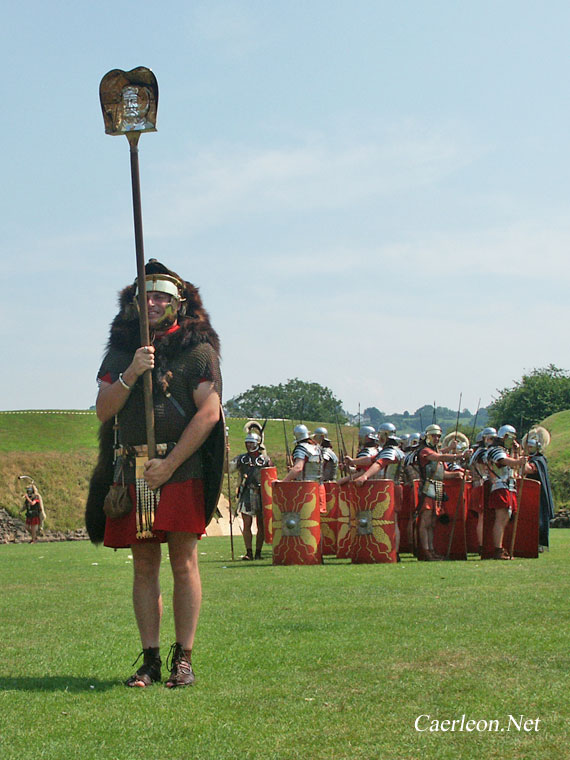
[{"left": 86, "top": 68, "right": 224, "bottom": 689}]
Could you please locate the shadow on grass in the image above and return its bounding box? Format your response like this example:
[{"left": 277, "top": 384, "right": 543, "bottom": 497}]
[{"left": 0, "top": 676, "right": 117, "bottom": 692}]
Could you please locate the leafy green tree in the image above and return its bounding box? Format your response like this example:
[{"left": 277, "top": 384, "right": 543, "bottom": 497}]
[
  {"left": 489, "top": 365, "right": 570, "bottom": 434},
  {"left": 225, "top": 378, "right": 347, "bottom": 423},
  {"left": 364, "top": 407, "right": 385, "bottom": 427}
]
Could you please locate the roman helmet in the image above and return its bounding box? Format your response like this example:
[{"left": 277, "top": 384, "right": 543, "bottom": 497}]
[
  {"left": 294, "top": 424, "right": 310, "bottom": 443},
  {"left": 523, "top": 426, "right": 551, "bottom": 454},
  {"left": 377, "top": 422, "right": 397, "bottom": 444},
  {"left": 244, "top": 420, "right": 264, "bottom": 443},
  {"left": 245, "top": 432, "right": 261, "bottom": 451},
  {"left": 481, "top": 426, "right": 497, "bottom": 446},
  {"left": 497, "top": 424, "right": 517, "bottom": 450},
  {"left": 134, "top": 259, "right": 186, "bottom": 328},
  {"left": 399, "top": 433, "right": 411, "bottom": 450},
  {"left": 408, "top": 432, "right": 421, "bottom": 448},
  {"left": 424, "top": 424, "right": 443, "bottom": 447},
  {"left": 313, "top": 426, "right": 329, "bottom": 445},
  {"left": 358, "top": 425, "right": 378, "bottom": 445}
]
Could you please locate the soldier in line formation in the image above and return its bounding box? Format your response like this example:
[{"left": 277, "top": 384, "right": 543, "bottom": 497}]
[{"left": 229, "top": 419, "right": 554, "bottom": 562}]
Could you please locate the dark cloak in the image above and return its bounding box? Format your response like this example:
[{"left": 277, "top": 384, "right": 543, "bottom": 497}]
[{"left": 529, "top": 453, "right": 555, "bottom": 548}]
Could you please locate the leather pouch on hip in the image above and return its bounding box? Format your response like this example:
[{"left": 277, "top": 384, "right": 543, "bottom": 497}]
[{"left": 103, "top": 484, "right": 133, "bottom": 519}]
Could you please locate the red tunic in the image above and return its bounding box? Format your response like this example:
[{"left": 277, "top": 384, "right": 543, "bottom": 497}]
[{"left": 104, "top": 480, "right": 206, "bottom": 548}]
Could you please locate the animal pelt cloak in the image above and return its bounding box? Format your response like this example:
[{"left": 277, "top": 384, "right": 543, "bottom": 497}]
[{"left": 85, "top": 262, "right": 223, "bottom": 544}]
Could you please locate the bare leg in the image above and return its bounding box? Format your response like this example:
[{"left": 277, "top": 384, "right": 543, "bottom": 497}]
[
  {"left": 30, "top": 524, "right": 38, "bottom": 542},
  {"left": 255, "top": 513, "right": 264, "bottom": 555},
  {"left": 418, "top": 511, "right": 431, "bottom": 552},
  {"left": 242, "top": 514, "right": 253, "bottom": 552},
  {"left": 168, "top": 532, "right": 201, "bottom": 651},
  {"left": 131, "top": 542, "right": 162, "bottom": 649},
  {"left": 493, "top": 508, "right": 510, "bottom": 550},
  {"left": 394, "top": 520, "right": 400, "bottom": 554}
]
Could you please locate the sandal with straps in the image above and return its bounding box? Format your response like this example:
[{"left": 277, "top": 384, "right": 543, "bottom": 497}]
[
  {"left": 125, "top": 647, "right": 162, "bottom": 687},
  {"left": 165, "top": 642, "right": 195, "bottom": 688}
]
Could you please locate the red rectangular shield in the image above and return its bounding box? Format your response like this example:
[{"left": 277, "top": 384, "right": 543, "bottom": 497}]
[
  {"left": 261, "top": 466, "right": 278, "bottom": 545},
  {"left": 322, "top": 482, "right": 340, "bottom": 556},
  {"left": 350, "top": 480, "right": 397, "bottom": 564},
  {"left": 432, "top": 478, "right": 468, "bottom": 560},
  {"left": 272, "top": 481, "right": 322, "bottom": 565},
  {"left": 336, "top": 482, "right": 355, "bottom": 558},
  {"left": 481, "top": 479, "right": 540, "bottom": 559},
  {"left": 483, "top": 478, "right": 540, "bottom": 559}
]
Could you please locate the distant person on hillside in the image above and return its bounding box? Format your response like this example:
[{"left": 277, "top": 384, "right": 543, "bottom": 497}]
[
  {"left": 228, "top": 432, "right": 272, "bottom": 560},
  {"left": 86, "top": 259, "right": 223, "bottom": 689},
  {"left": 21, "top": 485, "right": 43, "bottom": 543}
]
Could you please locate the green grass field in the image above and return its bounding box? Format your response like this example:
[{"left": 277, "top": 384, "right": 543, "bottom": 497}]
[{"left": 0, "top": 535, "right": 568, "bottom": 760}]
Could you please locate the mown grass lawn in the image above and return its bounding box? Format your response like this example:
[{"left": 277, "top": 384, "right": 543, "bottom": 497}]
[{"left": 0, "top": 534, "right": 568, "bottom": 760}]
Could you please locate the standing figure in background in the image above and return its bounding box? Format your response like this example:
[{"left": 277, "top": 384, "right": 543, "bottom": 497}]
[
  {"left": 282, "top": 425, "right": 323, "bottom": 483},
  {"left": 341, "top": 426, "right": 379, "bottom": 480},
  {"left": 21, "top": 484, "right": 43, "bottom": 543},
  {"left": 486, "top": 425, "right": 526, "bottom": 560},
  {"left": 313, "top": 427, "right": 339, "bottom": 482},
  {"left": 416, "top": 424, "right": 463, "bottom": 561},
  {"left": 468, "top": 427, "right": 496, "bottom": 551},
  {"left": 229, "top": 432, "right": 273, "bottom": 560},
  {"left": 524, "top": 427, "right": 555, "bottom": 552}
]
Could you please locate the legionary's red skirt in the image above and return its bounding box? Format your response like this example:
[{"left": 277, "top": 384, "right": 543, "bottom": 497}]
[{"left": 103, "top": 480, "right": 206, "bottom": 549}]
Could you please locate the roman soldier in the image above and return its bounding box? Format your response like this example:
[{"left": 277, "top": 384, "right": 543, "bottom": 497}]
[
  {"left": 86, "top": 259, "right": 223, "bottom": 688},
  {"left": 416, "top": 424, "right": 463, "bottom": 561},
  {"left": 354, "top": 430, "right": 405, "bottom": 554},
  {"left": 229, "top": 432, "right": 273, "bottom": 560},
  {"left": 341, "top": 426, "right": 379, "bottom": 479},
  {"left": 282, "top": 425, "right": 323, "bottom": 483},
  {"left": 486, "top": 425, "right": 526, "bottom": 560},
  {"left": 313, "top": 427, "right": 339, "bottom": 482},
  {"left": 402, "top": 432, "right": 422, "bottom": 484},
  {"left": 468, "top": 427, "right": 496, "bottom": 550},
  {"left": 523, "top": 426, "right": 555, "bottom": 552}
]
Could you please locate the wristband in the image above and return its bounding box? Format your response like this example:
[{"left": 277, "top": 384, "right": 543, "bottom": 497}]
[{"left": 118, "top": 373, "right": 133, "bottom": 391}]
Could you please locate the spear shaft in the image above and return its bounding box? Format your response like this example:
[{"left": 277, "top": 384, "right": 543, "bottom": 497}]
[{"left": 128, "top": 132, "right": 156, "bottom": 459}]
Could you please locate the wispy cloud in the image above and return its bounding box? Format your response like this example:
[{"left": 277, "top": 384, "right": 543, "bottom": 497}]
[{"left": 145, "top": 122, "right": 483, "bottom": 237}]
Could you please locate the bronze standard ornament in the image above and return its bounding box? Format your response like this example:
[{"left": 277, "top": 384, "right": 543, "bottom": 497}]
[{"left": 99, "top": 67, "right": 158, "bottom": 137}]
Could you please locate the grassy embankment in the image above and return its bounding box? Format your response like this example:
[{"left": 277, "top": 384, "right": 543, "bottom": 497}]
[
  {"left": 2, "top": 409, "right": 569, "bottom": 530},
  {"left": 0, "top": 412, "right": 358, "bottom": 530}
]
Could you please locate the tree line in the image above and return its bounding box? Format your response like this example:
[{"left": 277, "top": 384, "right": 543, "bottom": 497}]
[{"left": 225, "top": 365, "right": 570, "bottom": 436}]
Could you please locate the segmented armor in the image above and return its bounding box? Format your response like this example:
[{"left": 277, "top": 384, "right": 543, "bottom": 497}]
[
  {"left": 486, "top": 445, "right": 517, "bottom": 493},
  {"left": 322, "top": 448, "right": 339, "bottom": 482},
  {"left": 468, "top": 446, "right": 488, "bottom": 486},
  {"left": 373, "top": 444, "right": 404, "bottom": 481},
  {"left": 292, "top": 441, "right": 323, "bottom": 482}
]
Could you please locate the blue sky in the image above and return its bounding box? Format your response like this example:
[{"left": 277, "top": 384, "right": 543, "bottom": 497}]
[{"left": 2, "top": 1, "right": 569, "bottom": 416}]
